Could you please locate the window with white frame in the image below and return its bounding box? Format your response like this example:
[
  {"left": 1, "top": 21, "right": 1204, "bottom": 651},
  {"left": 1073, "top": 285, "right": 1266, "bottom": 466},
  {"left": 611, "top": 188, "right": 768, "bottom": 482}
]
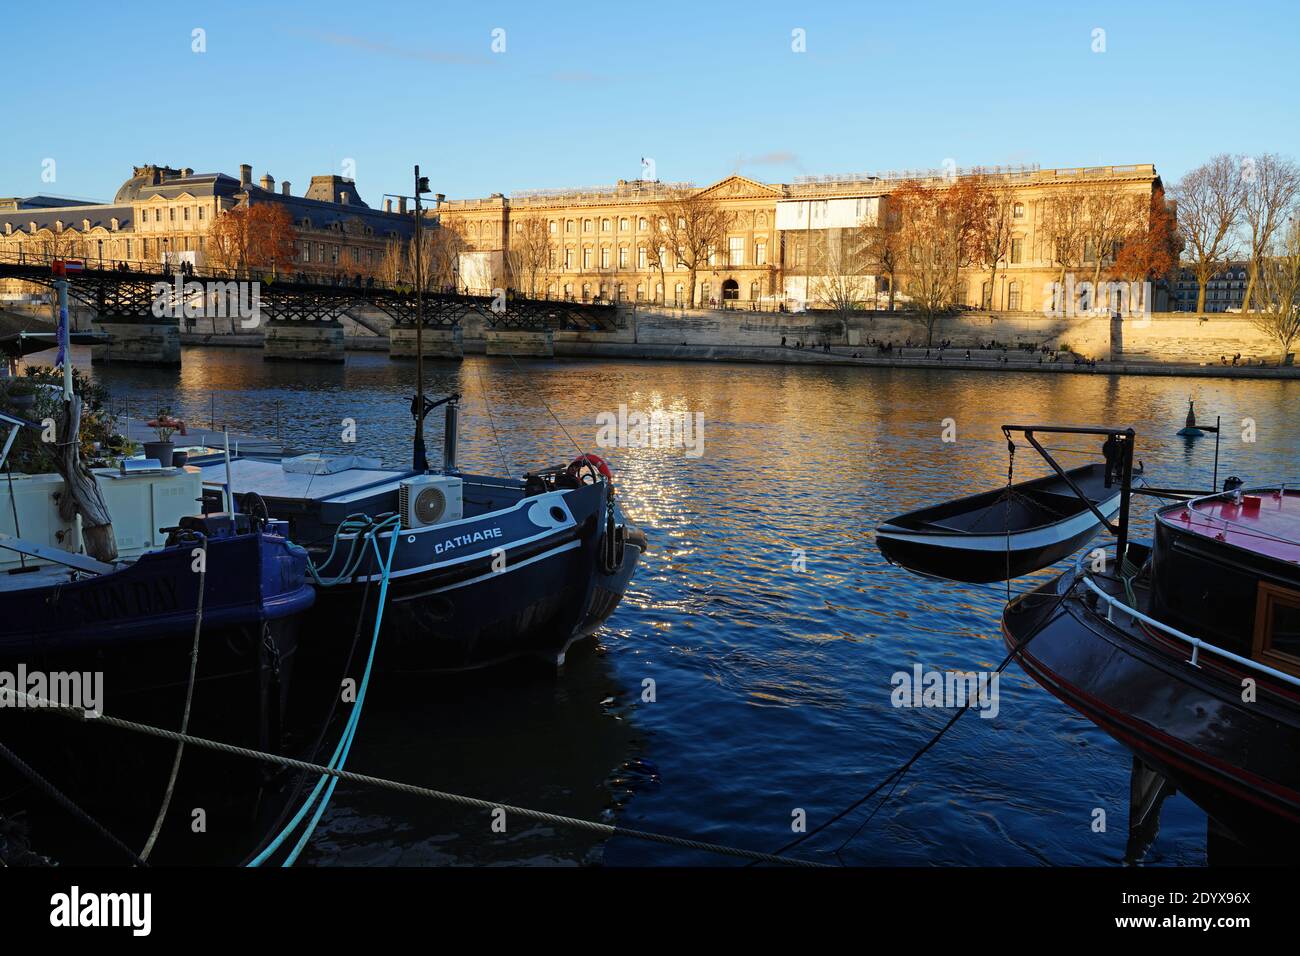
[{"left": 728, "top": 237, "right": 744, "bottom": 266}]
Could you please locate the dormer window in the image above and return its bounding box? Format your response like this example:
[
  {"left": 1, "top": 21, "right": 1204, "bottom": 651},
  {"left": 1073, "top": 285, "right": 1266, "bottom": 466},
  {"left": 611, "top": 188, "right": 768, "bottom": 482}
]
[
  {"left": 54, "top": 220, "right": 63, "bottom": 232},
  {"left": 110, "top": 218, "right": 119, "bottom": 231},
  {"left": 82, "top": 219, "right": 90, "bottom": 231}
]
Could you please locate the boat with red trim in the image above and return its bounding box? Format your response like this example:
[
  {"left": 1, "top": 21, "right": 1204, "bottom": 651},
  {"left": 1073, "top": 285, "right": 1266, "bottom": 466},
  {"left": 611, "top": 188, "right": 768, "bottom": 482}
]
[{"left": 1004, "top": 484, "right": 1300, "bottom": 843}]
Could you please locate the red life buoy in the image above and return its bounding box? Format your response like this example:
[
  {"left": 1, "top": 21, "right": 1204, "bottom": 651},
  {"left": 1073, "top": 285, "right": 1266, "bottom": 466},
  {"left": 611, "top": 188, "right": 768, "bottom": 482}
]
[{"left": 567, "top": 453, "right": 613, "bottom": 485}]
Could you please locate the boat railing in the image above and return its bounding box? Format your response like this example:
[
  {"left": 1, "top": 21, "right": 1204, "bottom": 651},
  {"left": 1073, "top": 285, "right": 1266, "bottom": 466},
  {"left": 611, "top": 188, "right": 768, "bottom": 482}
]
[{"left": 1073, "top": 545, "right": 1300, "bottom": 690}]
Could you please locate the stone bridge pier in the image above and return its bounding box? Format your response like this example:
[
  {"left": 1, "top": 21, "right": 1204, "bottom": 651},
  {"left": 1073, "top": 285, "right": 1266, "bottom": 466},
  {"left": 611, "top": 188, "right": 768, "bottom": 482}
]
[
  {"left": 90, "top": 316, "right": 181, "bottom": 367},
  {"left": 388, "top": 325, "right": 464, "bottom": 360},
  {"left": 484, "top": 329, "right": 554, "bottom": 357},
  {"left": 263, "top": 321, "right": 346, "bottom": 363}
]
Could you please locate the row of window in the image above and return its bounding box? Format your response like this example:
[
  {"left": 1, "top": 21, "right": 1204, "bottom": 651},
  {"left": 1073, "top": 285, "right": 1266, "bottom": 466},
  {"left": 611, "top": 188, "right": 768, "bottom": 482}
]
[
  {"left": 514, "top": 213, "right": 773, "bottom": 237},
  {"left": 138, "top": 205, "right": 207, "bottom": 225},
  {"left": 552, "top": 239, "right": 769, "bottom": 271},
  {"left": 544, "top": 280, "right": 765, "bottom": 303}
]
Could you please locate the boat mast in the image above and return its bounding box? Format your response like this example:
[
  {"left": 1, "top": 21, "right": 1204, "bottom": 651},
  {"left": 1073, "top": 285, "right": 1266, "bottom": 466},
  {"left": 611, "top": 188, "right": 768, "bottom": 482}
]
[{"left": 413, "top": 164, "right": 427, "bottom": 473}]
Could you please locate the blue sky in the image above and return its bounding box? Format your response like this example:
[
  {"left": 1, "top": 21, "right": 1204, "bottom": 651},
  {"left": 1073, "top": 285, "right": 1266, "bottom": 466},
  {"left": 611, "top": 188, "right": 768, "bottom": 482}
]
[{"left": 3, "top": 0, "right": 1297, "bottom": 204}]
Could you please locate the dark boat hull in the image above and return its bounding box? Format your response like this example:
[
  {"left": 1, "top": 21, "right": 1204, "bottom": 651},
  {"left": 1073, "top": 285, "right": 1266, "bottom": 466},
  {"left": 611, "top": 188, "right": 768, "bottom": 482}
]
[
  {"left": 876, "top": 463, "right": 1121, "bottom": 583},
  {"left": 0, "top": 533, "right": 316, "bottom": 836},
  {"left": 876, "top": 513, "right": 1113, "bottom": 582},
  {"left": 1003, "top": 572, "right": 1300, "bottom": 843},
  {"left": 307, "top": 483, "right": 643, "bottom": 671}
]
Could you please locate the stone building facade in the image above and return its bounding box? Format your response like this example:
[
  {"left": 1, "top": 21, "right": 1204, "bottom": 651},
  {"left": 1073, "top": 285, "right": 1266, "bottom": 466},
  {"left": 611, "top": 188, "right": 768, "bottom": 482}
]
[
  {"left": 434, "top": 163, "right": 1164, "bottom": 313},
  {"left": 1174, "top": 261, "right": 1248, "bottom": 313},
  {"left": 0, "top": 163, "right": 414, "bottom": 286}
]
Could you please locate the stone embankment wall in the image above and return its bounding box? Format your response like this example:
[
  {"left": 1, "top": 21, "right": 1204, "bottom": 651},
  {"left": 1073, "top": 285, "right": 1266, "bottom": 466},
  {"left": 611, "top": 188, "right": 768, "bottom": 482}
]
[{"left": 558, "top": 306, "right": 1286, "bottom": 365}]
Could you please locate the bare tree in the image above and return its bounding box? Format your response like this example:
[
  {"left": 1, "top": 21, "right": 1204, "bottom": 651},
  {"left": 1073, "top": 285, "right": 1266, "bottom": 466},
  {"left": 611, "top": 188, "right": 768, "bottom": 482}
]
[
  {"left": 1081, "top": 182, "right": 1147, "bottom": 291},
  {"left": 1043, "top": 191, "right": 1088, "bottom": 294},
  {"left": 409, "top": 226, "right": 463, "bottom": 292},
  {"left": 643, "top": 233, "right": 670, "bottom": 305},
  {"left": 809, "top": 224, "right": 872, "bottom": 326},
  {"left": 1172, "top": 154, "right": 1246, "bottom": 313},
  {"left": 1240, "top": 153, "right": 1300, "bottom": 312},
  {"left": 863, "top": 200, "right": 904, "bottom": 311},
  {"left": 377, "top": 237, "right": 407, "bottom": 288},
  {"left": 894, "top": 180, "right": 963, "bottom": 345},
  {"left": 1252, "top": 216, "right": 1300, "bottom": 361},
  {"left": 968, "top": 178, "right": 1013, "bottom": 310},
  {"left": 506, "top": 216, "right": 553, "bottom": 296},
  {"left": 652, "top": 187, "right": 733, "bottom": 308}
]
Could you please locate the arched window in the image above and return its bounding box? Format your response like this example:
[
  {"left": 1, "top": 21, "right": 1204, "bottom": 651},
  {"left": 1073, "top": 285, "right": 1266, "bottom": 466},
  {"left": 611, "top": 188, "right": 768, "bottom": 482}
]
[
  {"left": 582, "top": 282, "right": 591, "bottom": 300},
  {"left": 564, "top": 282, "right": 573, "bottom": 298},
  {"left": 1013, "top": 202, "right": 1025, "bottom": 219},
  {"left": 749, "top": 281, "right": 760, "bottom": 301},
  {"left": 619, "top": 218, "right": 629, "bottom": 231},
  {"left": 1007, "top": 281, "right": 1021, "bottom": 310},
  {"left": 701, "top": 281, "right": 712, "bottom": 303},
  {"left": 638, "top": 217, "right": 648, "bottom": 230},
  {"left": 617, "top": 283, "right": 627, "bottom": 299},
  {"left": 981, "top": 281, "right": 992, "bottom": 310},
  {"left": 636, "top": 283, "right": 644, "bottom": 300},
  {"left": 583, "top": 219, "right": 592, "bottom": 233},
  {"left": 601, "top": 218, "right": 611, "bottom": 232},
  {"left": 674, "top": 282, "right": 684, "bottom": 306},
  {"left": 655, "top": 281, "right": 663, "bottom": 302},
  {"left": 565, "top": 220, "right": 574, "bottom": 233}
]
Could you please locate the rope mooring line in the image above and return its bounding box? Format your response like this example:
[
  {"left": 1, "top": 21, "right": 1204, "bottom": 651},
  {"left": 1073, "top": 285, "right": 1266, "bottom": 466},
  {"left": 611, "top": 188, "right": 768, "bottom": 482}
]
[
  {"left": 139, "top": 535, "right": 207, "bottom": 861},
  {"left": 0, "top": 687, "right": 826, "bottom": 868},
  {"left": 0, "top": 738, "right": 145, "bottom": 867}
]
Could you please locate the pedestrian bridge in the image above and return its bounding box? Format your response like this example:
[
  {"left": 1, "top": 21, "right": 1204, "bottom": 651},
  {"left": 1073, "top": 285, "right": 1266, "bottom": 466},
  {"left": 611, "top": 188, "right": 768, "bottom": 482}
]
[{"left": 0, "top": 254, "right": 617, "bottom": 364}]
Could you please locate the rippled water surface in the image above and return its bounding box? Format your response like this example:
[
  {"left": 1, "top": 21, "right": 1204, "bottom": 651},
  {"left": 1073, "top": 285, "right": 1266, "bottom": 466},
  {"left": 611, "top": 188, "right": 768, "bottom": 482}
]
[{"left": 68, "top": 347, "right": 1300, "bottom": 865}]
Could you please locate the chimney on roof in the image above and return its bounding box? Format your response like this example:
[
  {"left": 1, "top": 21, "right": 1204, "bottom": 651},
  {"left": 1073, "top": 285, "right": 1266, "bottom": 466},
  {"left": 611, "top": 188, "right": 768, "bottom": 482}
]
[
  {"left": 398, "top": 197, "right": 407, "bottom": 215},
  {"left": 182, "top": 167, "right": 193, "bottom": 178},
  {"left": 281, "top": 180, "right": 291, "bottom": 196},
  {"left": 261, "top": 173, "right": 275, "bottom": 192},
  {"left": 435, "top": 193, "right": 445, "bottom": 207},
  {"left": 384, "top": 199, "right": 392, "bottom": 213},
  {"left": 239, "top": 164, "right": 252, "bottom": 188}
]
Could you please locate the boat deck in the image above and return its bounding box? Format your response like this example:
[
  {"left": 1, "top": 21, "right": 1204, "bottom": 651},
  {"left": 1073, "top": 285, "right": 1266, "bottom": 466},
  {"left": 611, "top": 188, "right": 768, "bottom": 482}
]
[
  {"left": 0, "top": 562, "right": 92, "bottom": 593},
  {"left": 196, "top": 458, "right": 408, "bottom": 503},
  {"left": 1165, "top": 490, "right": 1300, "bottom": 564}
]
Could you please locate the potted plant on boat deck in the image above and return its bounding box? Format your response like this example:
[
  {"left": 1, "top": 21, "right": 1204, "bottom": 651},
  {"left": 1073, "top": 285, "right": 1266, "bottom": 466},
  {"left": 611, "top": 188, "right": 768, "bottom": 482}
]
[{"left": 144, "top": 408, "right": 186, "bottom": 467}]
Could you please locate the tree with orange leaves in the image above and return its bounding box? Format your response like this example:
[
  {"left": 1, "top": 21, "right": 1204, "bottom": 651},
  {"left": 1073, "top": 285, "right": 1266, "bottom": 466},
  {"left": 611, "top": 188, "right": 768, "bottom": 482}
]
[
  {"left": 1109, "top": 187, "right": 1181, "bottom": 286},
  {"left": 205, "top": 202, "right": 298, "bottom": 276}
]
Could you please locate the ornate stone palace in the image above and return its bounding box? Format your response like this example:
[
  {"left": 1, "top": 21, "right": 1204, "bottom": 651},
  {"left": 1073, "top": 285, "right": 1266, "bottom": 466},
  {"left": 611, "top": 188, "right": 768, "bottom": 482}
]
[
  {"left": 1, "top": 161, "right": 1163, "bottom": 314},
  {"left": 434, "top": 163, "right": 1163, "bottom": 311},
  {"left": 0, "top": 163, "right": 414, "bottom": 285}
]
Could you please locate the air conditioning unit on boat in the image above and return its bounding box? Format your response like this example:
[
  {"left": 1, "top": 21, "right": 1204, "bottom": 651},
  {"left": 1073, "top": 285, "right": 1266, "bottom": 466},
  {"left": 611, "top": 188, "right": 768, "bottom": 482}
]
[{"left": 399, "top": 475, "right": 463, "bottom": 529}]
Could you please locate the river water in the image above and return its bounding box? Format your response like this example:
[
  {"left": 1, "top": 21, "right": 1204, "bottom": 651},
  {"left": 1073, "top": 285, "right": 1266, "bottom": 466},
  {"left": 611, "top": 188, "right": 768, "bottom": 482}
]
[{"left": 59, "top": 346, "right": 1300, "bottom": 865}]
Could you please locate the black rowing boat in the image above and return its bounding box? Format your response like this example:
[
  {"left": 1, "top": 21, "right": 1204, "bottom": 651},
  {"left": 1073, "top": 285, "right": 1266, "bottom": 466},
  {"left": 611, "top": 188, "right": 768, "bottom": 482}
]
[{"left": 875, "top": 463, "right": 1122, "bottom": 583}]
